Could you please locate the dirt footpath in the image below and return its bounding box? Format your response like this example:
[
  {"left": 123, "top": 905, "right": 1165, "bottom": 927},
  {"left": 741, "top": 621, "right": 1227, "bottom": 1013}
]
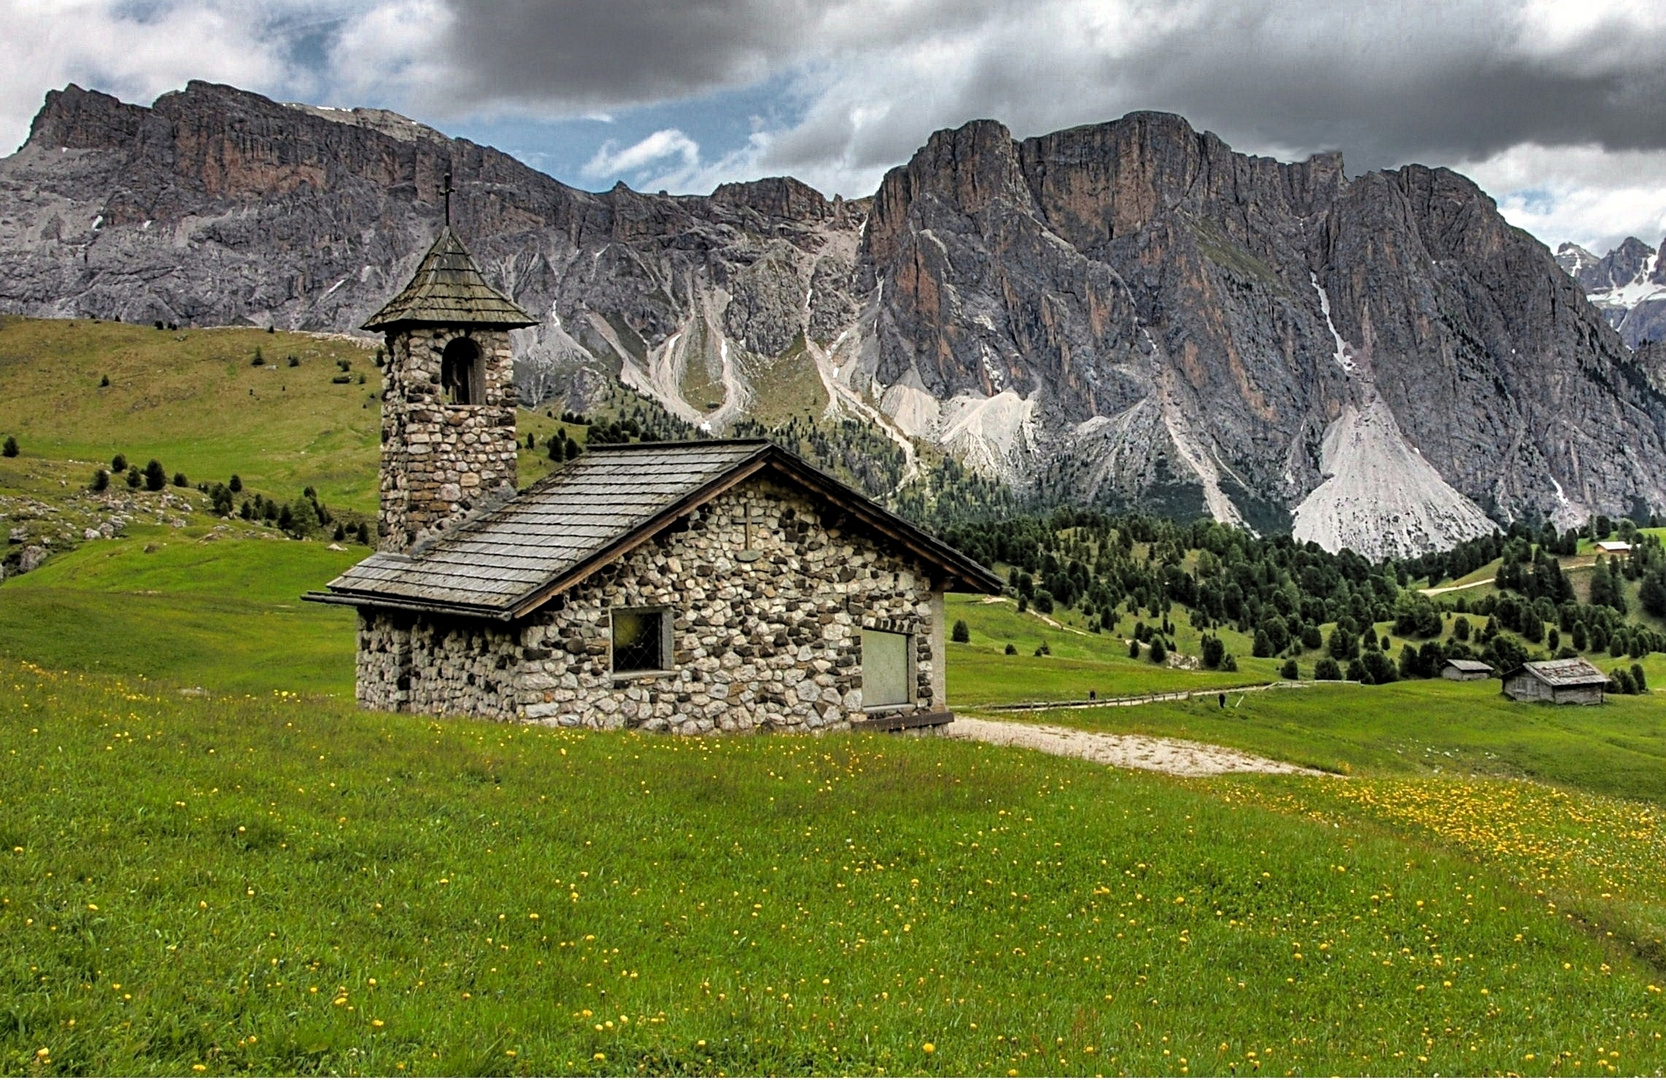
[{"left": 947, "top": 715, "right": 1324, "bottom": 777}]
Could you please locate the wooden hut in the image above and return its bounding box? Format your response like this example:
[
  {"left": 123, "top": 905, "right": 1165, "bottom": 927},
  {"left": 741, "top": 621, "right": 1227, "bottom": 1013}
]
[
  {"left": 1500, "top": 658, "right": 1608, "bottom": 705},
  {"left": 1440, "top": 658, "right": 1493, "bottom": 681}
]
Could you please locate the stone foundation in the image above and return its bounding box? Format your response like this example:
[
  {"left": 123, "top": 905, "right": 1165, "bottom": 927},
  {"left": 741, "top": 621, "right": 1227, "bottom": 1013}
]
[{"left": 355, "top": 478, "right": 950, "bottom": 733}]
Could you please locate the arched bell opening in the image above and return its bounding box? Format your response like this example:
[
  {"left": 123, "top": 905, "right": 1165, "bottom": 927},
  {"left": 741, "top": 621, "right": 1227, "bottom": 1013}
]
[{"left": 440, "top": 337, "right": 484, "bottom": 406}]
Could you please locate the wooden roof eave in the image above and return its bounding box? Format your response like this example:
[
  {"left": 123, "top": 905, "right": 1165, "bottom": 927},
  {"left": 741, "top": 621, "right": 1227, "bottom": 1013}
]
[{"left": 301, "top": 588, "right": 517, "bottom": 622}]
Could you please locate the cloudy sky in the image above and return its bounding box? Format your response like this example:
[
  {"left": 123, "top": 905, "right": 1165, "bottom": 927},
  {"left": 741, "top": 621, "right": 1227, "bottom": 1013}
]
[{"left": 4, "top": 0, "right": 1666, "bottom": 253}]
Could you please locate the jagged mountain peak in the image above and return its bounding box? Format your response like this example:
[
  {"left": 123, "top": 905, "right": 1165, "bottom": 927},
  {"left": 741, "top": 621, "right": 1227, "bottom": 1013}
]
[
  {"left": 3, "top": 79, "right": 1665, "bottom": 558},
  {"left": 1559, "top": 234, "right": 1666, "bottom": 347}
]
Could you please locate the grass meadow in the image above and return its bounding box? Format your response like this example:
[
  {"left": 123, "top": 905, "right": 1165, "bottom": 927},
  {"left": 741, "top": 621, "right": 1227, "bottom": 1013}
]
[
  {"left": 0, "top": 536, "right": 1660, "bottom": 1074},
  {"left": 4, "top": 661, "right": 1664, "bottom": 1076}
]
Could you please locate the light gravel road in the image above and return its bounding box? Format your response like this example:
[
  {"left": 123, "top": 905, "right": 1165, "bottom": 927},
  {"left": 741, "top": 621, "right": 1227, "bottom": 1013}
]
[{"left": 947, "top": 715, "right": 1325, "bottom": 777}]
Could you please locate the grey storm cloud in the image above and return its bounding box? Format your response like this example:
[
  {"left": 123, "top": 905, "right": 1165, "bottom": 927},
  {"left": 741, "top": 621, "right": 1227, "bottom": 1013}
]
[{"left": 435, "top": 0, "right": 1666, "bottom": 179}]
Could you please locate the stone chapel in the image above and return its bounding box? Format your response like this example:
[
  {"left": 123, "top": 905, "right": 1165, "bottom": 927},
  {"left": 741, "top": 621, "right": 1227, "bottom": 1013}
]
[{"left": 306, "top": 227, "right": 1002, "bottom": 734}]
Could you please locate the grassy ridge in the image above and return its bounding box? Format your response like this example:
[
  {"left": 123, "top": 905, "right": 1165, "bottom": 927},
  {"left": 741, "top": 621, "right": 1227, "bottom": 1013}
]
[
  {"left": 0, "top": 317, "right": 382, "bottom": 509},
  {"left": 0, "top": 528, "right": 358, "bottom": 696},
  {"left": 4, "top": 660, "right": 1663, "bottom": 1076},
  {"left": 0, "top": 317, "right": 581, "bottom": 512}
]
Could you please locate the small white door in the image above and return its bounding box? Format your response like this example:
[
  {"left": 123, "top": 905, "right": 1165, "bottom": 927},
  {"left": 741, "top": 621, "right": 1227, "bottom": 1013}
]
[{"left": 862, "top": 630, "right": 911, "bottom": 707}]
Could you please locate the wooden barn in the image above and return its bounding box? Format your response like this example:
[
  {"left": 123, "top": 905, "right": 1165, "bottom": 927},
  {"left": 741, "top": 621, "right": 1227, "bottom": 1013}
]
[
  {"left": 305, "top": 226, "right": 1003, "bottom": 734},
  {"left": 1500, "top": 658, "right": 1608, "bottom": 705},
  {"left": 1440, "top": 658, "right": 1493, "bottom": 681}
]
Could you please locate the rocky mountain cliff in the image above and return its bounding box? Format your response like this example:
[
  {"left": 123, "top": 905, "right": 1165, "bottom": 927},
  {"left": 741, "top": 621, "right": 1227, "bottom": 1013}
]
[
  {"left": 4, "top": 80, "right": 1665, "bottom": 559},
  {"left": 1556, "top": 237, "right": 1666, "bottom": 348}
]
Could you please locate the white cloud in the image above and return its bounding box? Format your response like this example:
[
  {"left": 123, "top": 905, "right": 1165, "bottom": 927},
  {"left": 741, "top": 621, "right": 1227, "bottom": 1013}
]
[
  {"left": 583, "top": 129, "right": 701, "bottom": 179},
  {"left": 0, "top": 0, "right": 296, "bottom": 152},
  {"left": 578, "top": 128, "right": 778, "bottom": 196},
  {"left": 324, "top": 0, "right": 454, "bottom": 113},
  {"left": 1459, "top": 143, "right": 1666, "bottom": 252}
]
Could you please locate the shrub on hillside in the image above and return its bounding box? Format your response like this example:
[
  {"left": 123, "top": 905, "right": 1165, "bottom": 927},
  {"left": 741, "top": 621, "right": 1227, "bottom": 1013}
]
[
  {"left": 1280, "top": 658, "right": 1299, "bottom": 680},
  {"left": 1149, "top": 638, "right": 1168, "bottom": 664},
  {"left": 172, "top": 472, "right": 187, "bottom": 488},
  {"left": 951, "top": 619, "right": 970, "bottom": 644},
  {"left": 1004, "top": 643, "right": 1017, "bottom": 655},
  {"left": 251, "top": 348, "right": 265, "bottom": 366},
  {"left": 90, "top": 468, "right": 109, "bottom": 491},
  {"left": 1259, "top": 614, "right": 1290, "bottom": 654},
  {"left": 1358, "top": 649, "right": 1398, "bottom": 685},
  {"left": 1220, "top": 652, "right": 1237, "bottom": 672},
  {"left": 143, "top": 460, "right": 167, "bottom": 491},
  {"left": 111, "top": 453, "right": 127, "bottom": 472},
  {"left": 1327, "top": 625, "right": 1359, "bottom": 661},
  {"left": 1392, "top": 594, "right": 1444, "bottom": 638},
  {"left": 2, "top": 435, "right": 17, "bottom": 458},
  {"left": 126, "top": 466, "right": 142, "bottom": 489},
  {"left": 1314, "top": 657, "right": 1342, "bottom": 680}
]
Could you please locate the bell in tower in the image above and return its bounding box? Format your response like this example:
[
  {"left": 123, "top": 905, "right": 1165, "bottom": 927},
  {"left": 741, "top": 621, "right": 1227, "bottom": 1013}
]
[{"left": 363, "top": 225, "right": 537, "bottom": 553}]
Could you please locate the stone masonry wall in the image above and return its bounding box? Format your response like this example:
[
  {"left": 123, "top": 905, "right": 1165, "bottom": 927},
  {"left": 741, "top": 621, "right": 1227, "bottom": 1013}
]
[
  {"left": 355, "top": 476, "right": 949, "bottom": 733},
  {"left": 356, "top": 608, "right": 522, "bottom": 720},
  {"left": 378, "top": 325, "right": 518, "bottom": 553}
]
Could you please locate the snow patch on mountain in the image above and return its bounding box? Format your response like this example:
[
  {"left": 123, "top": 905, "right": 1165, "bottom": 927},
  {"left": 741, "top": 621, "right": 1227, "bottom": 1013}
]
[{"left": 1311, "top": 274, "right": 1356, "bottom": 374}]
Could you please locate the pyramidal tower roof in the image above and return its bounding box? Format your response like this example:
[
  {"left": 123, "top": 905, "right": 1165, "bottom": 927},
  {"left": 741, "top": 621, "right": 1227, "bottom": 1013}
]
[{"left": 363, "top": 227, "right": 538, "bottom": 332}]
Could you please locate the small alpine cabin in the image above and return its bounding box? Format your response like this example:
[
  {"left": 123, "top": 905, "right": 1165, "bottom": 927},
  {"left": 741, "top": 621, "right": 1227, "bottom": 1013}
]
[
  {"left": 1440, "top": 658, "right": 1493, "bottom": 681},
  {"left": 305, "top": 227, "right": 1003, "bottom": 734},
  {"left": 1500, "top": 658, "right": 1608, "bottom": 705}
]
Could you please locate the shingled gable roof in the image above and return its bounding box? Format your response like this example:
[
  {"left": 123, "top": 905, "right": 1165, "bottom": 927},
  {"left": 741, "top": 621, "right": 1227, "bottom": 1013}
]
[
  {"left": 362, "top": 227, "right": 538, "bottom": 332},
  {"left": 305, "top": 440, "right": 1004, "bottom": 620},
  {"left": 1502, "top": 657, "right": 1609, "bottom": 687}
]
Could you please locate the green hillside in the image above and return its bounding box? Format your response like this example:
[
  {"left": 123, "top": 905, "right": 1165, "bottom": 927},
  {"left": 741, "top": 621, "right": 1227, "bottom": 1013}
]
[{"left": 0, "top": 317, "right": 580, "bottom": 513}]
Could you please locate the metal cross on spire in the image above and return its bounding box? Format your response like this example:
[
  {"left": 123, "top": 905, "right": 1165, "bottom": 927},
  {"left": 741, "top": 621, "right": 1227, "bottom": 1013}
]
[{"left": 443, "top": 171, "right": 453, "bottom": 226}]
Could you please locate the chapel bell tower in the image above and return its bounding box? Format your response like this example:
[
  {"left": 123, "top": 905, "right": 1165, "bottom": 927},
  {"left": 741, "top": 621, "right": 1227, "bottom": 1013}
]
[{"left": 362, "top": 224, "right": 537, "bottom": 554}]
